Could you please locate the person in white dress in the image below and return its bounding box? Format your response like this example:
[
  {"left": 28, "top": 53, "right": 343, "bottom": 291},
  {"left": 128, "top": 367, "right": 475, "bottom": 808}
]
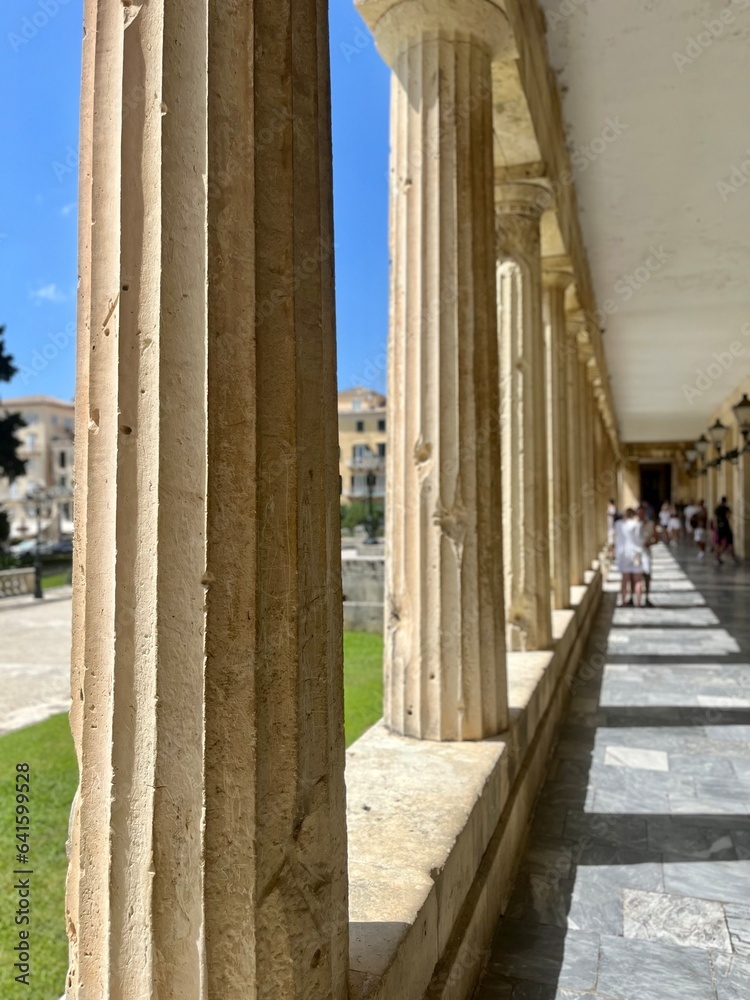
[{"left": 615, "top": 508, "right": 646, "bottom": 608}]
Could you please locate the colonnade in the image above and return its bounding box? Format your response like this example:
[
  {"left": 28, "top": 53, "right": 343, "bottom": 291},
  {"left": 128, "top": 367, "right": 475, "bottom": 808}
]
[{"left": 67, "top": 0, "right": 617, "bottom": 995}]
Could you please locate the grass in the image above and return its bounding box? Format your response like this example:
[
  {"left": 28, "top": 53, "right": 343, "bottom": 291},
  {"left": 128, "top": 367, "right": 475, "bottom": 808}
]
[
  {"left": 0, "top": 631, "right": 382, "bottom": 997},
  {"left": 41, "top": 571, "right": 71, "bottom": 591},
  {"left": 0, "top": 714, "right": 77, "bottom": 1000},
  {"left": 343, "top": 630, "right": 384, "bottom": 746}
]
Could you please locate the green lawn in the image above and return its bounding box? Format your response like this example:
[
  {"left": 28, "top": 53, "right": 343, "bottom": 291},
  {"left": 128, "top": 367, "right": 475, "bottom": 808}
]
[
  {"left": 0, "top": 631, "right": 382, "bottom": 998},
  {"left": 0, "top": 714, "right": 77, "bottom": 1000},
  {"left": 41, "top": 571, "right": 71, "bottom": 590},
  {"left": 343, "top": 630, "right": 383, "bottom": 745}
]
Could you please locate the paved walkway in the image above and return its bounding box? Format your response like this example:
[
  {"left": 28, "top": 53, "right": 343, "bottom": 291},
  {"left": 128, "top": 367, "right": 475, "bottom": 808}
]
[
  {"left": 476, "top": 544, "right": 750, "bottom": 1000},
  {"left": 0, "top": 587, "right": 72, "bottom": 734}
]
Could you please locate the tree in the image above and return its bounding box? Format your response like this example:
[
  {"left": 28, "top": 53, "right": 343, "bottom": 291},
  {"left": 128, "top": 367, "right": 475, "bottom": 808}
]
[{"left": 0, "top": 327, "right": 26, "bottom": 481}]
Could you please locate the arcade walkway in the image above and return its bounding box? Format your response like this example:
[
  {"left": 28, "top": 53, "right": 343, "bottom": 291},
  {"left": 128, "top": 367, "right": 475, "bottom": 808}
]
[{"left": 476, "top": 545, "right": 750, "bottom": 1000}]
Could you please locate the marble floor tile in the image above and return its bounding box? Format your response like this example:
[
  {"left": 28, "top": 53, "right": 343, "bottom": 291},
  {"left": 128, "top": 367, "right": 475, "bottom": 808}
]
[
  {"left": 522, "top": 842, "right": 575, "bottom": 879},
  {"left": 646, "top": 817, "right": 737, "bottom": 860},
  {"left": 662, "top": 860, "right": 750, "bottom": 906},
  {"left": 596, "top": 935, "right": 716, "bottom": 1000},
  {"left": 712, "top": 952, "right": 750, "bottom": 1000},
  {"left": 563, "top": 813, "right": 650, "bottom": 851},
  {"left": 504, "top": 872, "right": 573, "bottom": 929},
  {"left": 668, "top": 755, "right": 736, "bottom": 779},
  {"left": 603, "top": 745, "right": 669, "bottom": 772},
  {"left": 487, "top": 921, "right": 600, "bottom": 993},
  {"left": 622, "top": 889, "right": 731, "bottom": 952},
  {"left": 476, "top": 548, "right": 750, "bottom": 1000},
  {"left": 567, "top": 871, "right": 623, "bottom": 936},
  {"left": 667, "top": 792, "right": 750, "bottom": 817},
  {"left": 593, "top": 786, "right": 670, "bottom": 815},
  {"left": 724, "top": 903, "right": 750, "bottom": 957}
]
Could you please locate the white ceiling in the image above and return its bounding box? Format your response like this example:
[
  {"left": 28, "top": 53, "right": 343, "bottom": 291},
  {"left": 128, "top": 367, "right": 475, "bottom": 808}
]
[{"left": 538, "top": 0, "right": 750, "bottom": 442}]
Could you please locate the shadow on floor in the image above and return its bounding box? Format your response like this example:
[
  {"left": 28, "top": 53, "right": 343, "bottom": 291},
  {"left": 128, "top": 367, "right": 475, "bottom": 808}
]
[{"left": 474, "top": 545, "right": 750, "bottom": 1000}]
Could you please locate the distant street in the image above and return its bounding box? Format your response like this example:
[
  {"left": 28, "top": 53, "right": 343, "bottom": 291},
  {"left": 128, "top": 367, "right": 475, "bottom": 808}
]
[{"left": 0, "top": 587, "right": 72, "bottom": 735}]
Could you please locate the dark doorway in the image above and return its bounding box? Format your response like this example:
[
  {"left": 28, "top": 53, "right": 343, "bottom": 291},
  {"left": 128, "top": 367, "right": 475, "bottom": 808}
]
[{"left": 639, "top": 463, "right": 672, "bottom": 511}]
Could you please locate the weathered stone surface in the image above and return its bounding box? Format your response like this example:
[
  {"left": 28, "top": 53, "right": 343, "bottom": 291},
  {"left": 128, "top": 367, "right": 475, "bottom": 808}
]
[
  {"left": 68, "top": 2, "right": 347, "bottom": 997},
  {"left": 359, "top": 0, "right": 510, "bottom": 740},
  {"left": 497, "top": 182, "right": 553, "bottom": 653}
]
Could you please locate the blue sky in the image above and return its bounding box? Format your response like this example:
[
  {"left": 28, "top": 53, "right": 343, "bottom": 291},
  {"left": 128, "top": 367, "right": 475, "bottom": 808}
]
[{"left": 0, "top": 0, "right": 390, "bottom": 401}]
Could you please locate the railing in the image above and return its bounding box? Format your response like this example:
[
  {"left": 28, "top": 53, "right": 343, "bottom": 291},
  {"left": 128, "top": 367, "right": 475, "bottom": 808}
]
[
  {"left": 346, "top": 457, "right": 386, "bottom": 472},
  {"left": 0, "top": 568, "right": 36, "bottom": 598},
  {"left": 344, "top": 487, "right": 386, "bottom": 500}
]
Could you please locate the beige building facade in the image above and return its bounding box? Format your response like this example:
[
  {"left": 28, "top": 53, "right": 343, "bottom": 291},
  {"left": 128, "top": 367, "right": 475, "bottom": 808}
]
[
  {"left": 0, "top": 395, "right": 75, "bottom": 540},
  {"left": 338, "top": 386, "right": 387, "bottom": 504},
  {"left": 64, "top": 1, "right": 750, "bottom": 999}
]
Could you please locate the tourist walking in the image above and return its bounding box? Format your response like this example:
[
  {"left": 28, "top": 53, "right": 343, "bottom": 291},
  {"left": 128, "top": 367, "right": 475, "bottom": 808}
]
[
  {"left": 667, "top": 505, "right": 682, "bottom": 547},
  {"left": 659, "top": 501, "right": 671, "bottom": 537},
  {"left": 684, "top": 499, "right": 699, "bottom": 545},
  {"left": 692, "top": 500, "right": 708, "bottom": 560},
  {"left": 714, "top": 496, "right": 739, "bottom": 566},
  {"left": 615, "top": 508, "right": 646, "bottom": 608}
]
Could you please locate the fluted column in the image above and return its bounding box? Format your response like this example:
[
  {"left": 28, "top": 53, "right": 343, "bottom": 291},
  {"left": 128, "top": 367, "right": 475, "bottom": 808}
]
[
  {"left": 496, "top": 183, "right": 553, "bottom": 651},
  {"left": 566, "top": 317, "right": 585, "bottom": 585},
  {"left": 543, "top": 268, "right": 573, "bottom": 610},
  {"left": 577, "top": 344, "right": 596, "bottom": 570},
  {"left": 359, "top": 0, "right": 511, "bottom": 740},
  {"left": 67, "top": 3, "right": 347, "bottom": 998}
]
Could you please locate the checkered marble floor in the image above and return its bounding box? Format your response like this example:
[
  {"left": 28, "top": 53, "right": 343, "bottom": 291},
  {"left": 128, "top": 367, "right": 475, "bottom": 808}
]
[{"left": 475, "top": 544, "right": 750, "bottom": 1000}]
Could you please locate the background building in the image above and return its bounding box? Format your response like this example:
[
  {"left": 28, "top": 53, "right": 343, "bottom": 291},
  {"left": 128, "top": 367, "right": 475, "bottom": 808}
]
[
  {"left": 0, "top": 395, "right": 75, "bottom": 541},
  {"left": 338, "top": 386, "right": 386, "bottom": 503}
]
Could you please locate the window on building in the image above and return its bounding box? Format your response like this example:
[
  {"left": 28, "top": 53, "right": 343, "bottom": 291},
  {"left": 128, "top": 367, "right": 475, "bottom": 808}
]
[
  {"left": 356, "top": 420, "right": 365, "bottom": 432},
  {"left": 51, "top": 415, "right": 58, "bottom": 426},
  {"left": 64, "top": 418, "right": 74, "bottom": 432},
  {"left": 27, "top": 433, "right": 37, "bottom": 450},
  {"left": 352, "top": 399, "right": 362, "bottom": 412},
  {"left": 350, "top": 475, "right": 355, "bottom": 490},
  {"left": 59, "top": 451, "right": 67, "bottom": 469},
  {"left": 378, "top": 443, "right": 386, "bottom": 458},
  {"left": 378, "top": 419, "right": 386, "bottom": 432},
  {"left": 25, "top": 412, "right": 38, "bottom": 425},
  {"left": 353, "top": 444, "right": 370, "bottom": 461},
  {"left": 59, "top": 475, "right": 67, "bottom": 488}
]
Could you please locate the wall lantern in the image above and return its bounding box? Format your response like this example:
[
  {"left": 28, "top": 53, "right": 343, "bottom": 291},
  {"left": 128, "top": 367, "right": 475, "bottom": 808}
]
[
  {"left": 708, "top": 419, "right": 728, "bottom": 457},
  {"left": 732, "top": 393, "right": 750, "bottom": 450}
]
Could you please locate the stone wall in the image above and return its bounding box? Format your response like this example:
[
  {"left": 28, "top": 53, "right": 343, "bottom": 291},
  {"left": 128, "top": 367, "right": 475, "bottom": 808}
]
[{"left": 343, "top": 552, "right": 384, "bottom": 634}]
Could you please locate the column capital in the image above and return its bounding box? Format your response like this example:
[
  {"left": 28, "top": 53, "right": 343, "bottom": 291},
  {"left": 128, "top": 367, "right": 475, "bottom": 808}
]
[
  {"left": 356, "top": 0, "right": 511, "bottom": 64},
  {"left": 495, "top": 180, "right": 551, "bottom": 219},
  {"left": 542, "top": 261, "right": 575, "bottom": 291}
]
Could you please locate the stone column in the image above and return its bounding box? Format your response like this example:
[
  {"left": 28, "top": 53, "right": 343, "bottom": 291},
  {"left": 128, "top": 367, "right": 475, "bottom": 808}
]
[
  {"left": 578, "top": 349, "right": 596, "bottom": 569},
  {"left": 543, "top": 268, "right": 573, "bottom": 610},
  {"left": 67, "top": 3, "right": 348, "bottom": 998},
  {"left": 359, "top": 0, "right": 511, "bottom": 740},
  {"left": 496, "top": 183, "right": 553, "bottom": 651},
  {"left": 566, "top": 319, "right": 585, "bottom": 585}
]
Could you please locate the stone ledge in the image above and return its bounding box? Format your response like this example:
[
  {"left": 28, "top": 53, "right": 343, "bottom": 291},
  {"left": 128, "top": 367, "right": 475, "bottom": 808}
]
[{"left": 346, "top": 569, "right": 603, "bottom": 1000}]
